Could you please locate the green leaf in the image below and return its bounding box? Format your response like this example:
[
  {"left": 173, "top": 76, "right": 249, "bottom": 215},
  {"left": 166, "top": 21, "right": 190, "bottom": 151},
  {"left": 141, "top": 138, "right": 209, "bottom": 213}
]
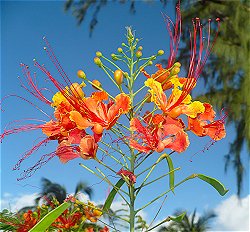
[
  {"left": 29, "top": 202, "right": 70, "bottom": 232},
  {"left": 169, "top": 212, "right": 186, "bottom": 222},
  {"left": 102, "top": 178, "right": 125, "bottom": 213},
  {"left": 165, "top": 154, "right": 175, "bottom": 193},
  {"left": 197, "top": 174, "right": 229, "bottom": 196}
]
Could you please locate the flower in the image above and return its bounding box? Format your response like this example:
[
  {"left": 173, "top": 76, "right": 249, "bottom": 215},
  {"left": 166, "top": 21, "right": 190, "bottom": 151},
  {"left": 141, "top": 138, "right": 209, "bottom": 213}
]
[
  {"left": 129, "top": 113, "right": 189, "bottom": 153},
  {"left": 52, "top": 209, "right": 83, "bottom": 230},
  {"left": 83, "top": 202, "right": 102, "bottom": 223},
  {"left": 145, "top": 78, "right": 204, "bottom": 119},
  {"left": 141, "top": 63, "right": 187, "bottom": 91},
  {"left": 117, "top": 168, "right": 136, "bottom": 184},
  {"left": 17, "top": 210, "right": 40, "bottom": 232},
  {"left": 188, "top": 103, "right": 226, "bottom": 140},
  {"left": 69, "top": 92, "right": 131, "bottom": 131},
  {"left": 100, "top": 226, "right": 109, "bottom": 232}
]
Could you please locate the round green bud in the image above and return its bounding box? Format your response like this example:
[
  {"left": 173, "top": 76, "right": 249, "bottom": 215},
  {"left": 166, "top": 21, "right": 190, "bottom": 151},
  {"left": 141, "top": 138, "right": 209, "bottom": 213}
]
[
  {"left": 135, "top": 38, "right": 139, "bottom": 42},
  {"left": 136, "top": 51, "right": 142, "bottom": 58},
  {"left": 111, "top": 53, "right": 118, "bottom": 61},
  {"left": 124, "top": 72, "right": 129, "bottom": 78},
  {"left": 138, "top": 46, "right": 143, "bottom": 51},
  {"left": 117, "top": 47, "right": 123, "bottom": 53},
  {"left": 157, "top": 50, "right": 165, "bottom": 56},
  {"left": 171, "top": 67, "right": 180, "bottom": 75},
  {"left": 96, "top": 51, "right": 102, "bottom": 57},
  {"left": 174, "top": 62, "right": 181, "bottom": 67},
  {"left": 148, "top": 61, "right": 153, "bottom": 66},
  {"left": 94, "top": 57, "right": 102, "bottom": 67},
  {"left": 122, "top": 43, "right": 126, "bottom": 47}
]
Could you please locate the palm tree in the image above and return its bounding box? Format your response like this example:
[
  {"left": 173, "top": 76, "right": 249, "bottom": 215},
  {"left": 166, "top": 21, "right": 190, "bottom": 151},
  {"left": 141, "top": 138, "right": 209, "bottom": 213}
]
[
  {"left": 158, "top": 209, "right": 216, "bottom": 232},
  {"left": 35, "top": 177, "right": 93, "bottom": 204},
  {"left": 18, "top": 178, "right": 93, "bottom": 213}
]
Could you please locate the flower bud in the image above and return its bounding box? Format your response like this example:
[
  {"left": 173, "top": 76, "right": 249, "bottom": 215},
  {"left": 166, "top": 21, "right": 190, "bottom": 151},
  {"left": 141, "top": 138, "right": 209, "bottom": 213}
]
[
  {"left": 114, "top": 70, "right": 123, "bottom": 85},
  {"left": 77, "top": 70, "right": 86, "bottom": 79},
  {"left": 174, "top": 62, "right": 181, "bottom": 67},
  {"left": 157, "top": 50, "right": 165, "bottom": 56},
  {"left": 122, "top": 43, "right": 126, "bottom": 47},
  {"left": 156, "top": 141, "right": 165, "bottom": 153},
  {"left": 111, "top": 53, "right": 118, "bottom": 61},
  {"left": 94, "top": 57, "right": 102, "bottom": 67},
  {"left": 123, "top": 72, "right": 129, "bottom": 79},
  {"left": 117, "top": 47, "right": 123, "bottom": 53},
  {"left": 138, "top": 46, "right": 143, "bottom": 51},
  {"left": 93, "top": 124, "right": 104, "bottom": 134},
  {"left": 171, "top": 67, "right": 180, "bottom": 75},
  {"left": 70, "top": 83, "right": 85, "bottom": 98},
  {"left": 148, "top": 61, "right": 153, "bottom": 66},
  {"left": 136, "top": 51, "right": 142, "bottom": 58},
  {"left": 92, "top": 79, "right": 102, "bottom": 90},
  {"left": 96, "top": 51, "right": 102, "bottom": 57}
]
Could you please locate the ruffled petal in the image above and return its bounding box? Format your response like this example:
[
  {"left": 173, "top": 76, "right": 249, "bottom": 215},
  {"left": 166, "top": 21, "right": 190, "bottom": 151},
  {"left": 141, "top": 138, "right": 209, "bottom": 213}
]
[
  {"left": 56, "top": 141, "right": 80, "bottom": 163},
  {"left": 180, "top": 101, "right": 205, "bottom": 118},
  {"left": 145, "top": 78, "right": 168, "bottom": 111},
  {"left": 129, "top": 139, "right": 152, "bottom": 153},
  {"left": 69, "top": 111, "right": 93, "bottom": 129},
  {"left": 107, "top": 93, "right": 131, "bottom": 129},
  {"left": 163, "top": 130, "right": 190, "bottom": 153}
]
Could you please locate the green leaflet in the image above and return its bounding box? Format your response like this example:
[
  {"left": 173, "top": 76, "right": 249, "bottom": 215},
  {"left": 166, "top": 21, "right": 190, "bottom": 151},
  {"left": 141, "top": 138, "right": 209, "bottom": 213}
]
[
  {"left": 29, "top": 202, "right": 70, "bottom": 232},
  {"left": 169, "top": 212, "right": 186, "bottom": 222},
  {"left": 102, "top": 178, "right": 125, "bottom": 213},
  {"left": 165, "top": 154, "right": 175, "bottom": 193},
  {"left": 157, "top": 154, "right": 175, "bottom": 193},
  {"left": 197, "top": 174, "right": 229, "bottom": 196}
]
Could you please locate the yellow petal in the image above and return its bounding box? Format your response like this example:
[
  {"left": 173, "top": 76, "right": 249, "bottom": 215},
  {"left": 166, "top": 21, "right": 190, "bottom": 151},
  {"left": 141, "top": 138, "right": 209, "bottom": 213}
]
[
  {"left": 182, "top": 101, "right": 205, "bottom": 118},
  {"left": 51, "top": 91, "right": 66, "bottom": 107}
]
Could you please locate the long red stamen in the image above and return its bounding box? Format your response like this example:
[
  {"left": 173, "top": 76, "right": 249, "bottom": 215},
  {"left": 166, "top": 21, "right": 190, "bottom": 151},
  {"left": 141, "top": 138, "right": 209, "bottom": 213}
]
[
  {"left": 43, "top": 37, "right": 73, "bottom": 88},
  {"left": 167, "top": 17, "right": 220, "bottom": 112},
  {"left": 43, "top": 37, "right": 84, "bottom": 100},
  {"left": 163, "top": 1, "right": 181, "bottom": 68},
  {"left": 17, "top": 151, "right": 56, "bottom": 181},
  {"left": 13, "top": 138, "right": 50, "bottom": 171},
  {"left": 1, "top": 123, "right": 44, "bottom": 142},
  {"left": 19, "top": 63, "right": 52, "bottom": 105},
  {"left": 1, "top": 94, "right": 52, "bottom": 119}
]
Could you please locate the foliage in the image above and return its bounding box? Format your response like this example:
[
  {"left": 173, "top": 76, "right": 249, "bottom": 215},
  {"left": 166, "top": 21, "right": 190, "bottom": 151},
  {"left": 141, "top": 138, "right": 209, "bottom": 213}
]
[
  {"left": 64, "top": 0, "right": 168, "bottom": 37},
  {"left": 158, "top": 209, "right": 216, "bottom": 232},
  {"left": 0, "top": 197, "right": 106, "bottom": 232},
  {"left": 179, "top": 0, "right": 250, "bottom": 196}
]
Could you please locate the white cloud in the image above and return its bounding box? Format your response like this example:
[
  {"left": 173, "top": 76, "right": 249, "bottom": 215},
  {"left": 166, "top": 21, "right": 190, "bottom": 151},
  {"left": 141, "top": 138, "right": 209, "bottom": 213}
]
[
  {"left": 1, "top": 192, "right": 39, "bottom": 212},
  {"left": 214, "top": 194, "right": 249, "bottom": 231}
]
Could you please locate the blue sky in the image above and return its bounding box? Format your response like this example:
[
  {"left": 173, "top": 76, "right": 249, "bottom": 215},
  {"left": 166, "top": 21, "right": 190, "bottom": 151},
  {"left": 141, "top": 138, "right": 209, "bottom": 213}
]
[{"left": 1, "top": 1, "right": 249, "bottom": 231}]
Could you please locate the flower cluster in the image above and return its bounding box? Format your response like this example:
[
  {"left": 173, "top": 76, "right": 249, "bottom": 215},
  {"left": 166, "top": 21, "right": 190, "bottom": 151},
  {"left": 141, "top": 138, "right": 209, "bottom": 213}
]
[
  {"left": 0, "top": 198, "right": 108, "bottom": 232},
  {"left": 1, "top": 2, "right": 228, "bottom": 231}
]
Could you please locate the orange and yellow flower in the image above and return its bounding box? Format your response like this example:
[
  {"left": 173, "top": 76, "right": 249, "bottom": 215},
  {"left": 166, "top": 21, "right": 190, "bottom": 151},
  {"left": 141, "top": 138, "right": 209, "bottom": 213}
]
[{"left": 129, "top": 113, "right": 189, "bottom": 154}]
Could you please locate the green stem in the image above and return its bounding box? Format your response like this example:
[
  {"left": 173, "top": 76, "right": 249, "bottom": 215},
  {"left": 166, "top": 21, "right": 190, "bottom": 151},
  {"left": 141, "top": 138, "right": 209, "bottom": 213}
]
[
  {"left": 136, "top": 174, "right": 197, "bottom": 213},
  {"left": 136, "top": 167, "right": 181, "bottom": 190},
  {"left": 98, "top": 146, "right": 126, "bottom": 168}
]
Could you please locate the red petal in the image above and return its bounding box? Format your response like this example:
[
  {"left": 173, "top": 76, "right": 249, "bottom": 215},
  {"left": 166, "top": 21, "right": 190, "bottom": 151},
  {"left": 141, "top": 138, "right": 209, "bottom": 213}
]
[
  {"left": 56, "top": 141, "right": 80, "bottom": 163},
  {"left": 129, "top": 139, "right": 151, "bottom": 153},
  {"left": 163, "top": 131, "right": 190, "bottom": 153},
  {"left": 79, "top": 135, "right": 98, "bottom": 159}
]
